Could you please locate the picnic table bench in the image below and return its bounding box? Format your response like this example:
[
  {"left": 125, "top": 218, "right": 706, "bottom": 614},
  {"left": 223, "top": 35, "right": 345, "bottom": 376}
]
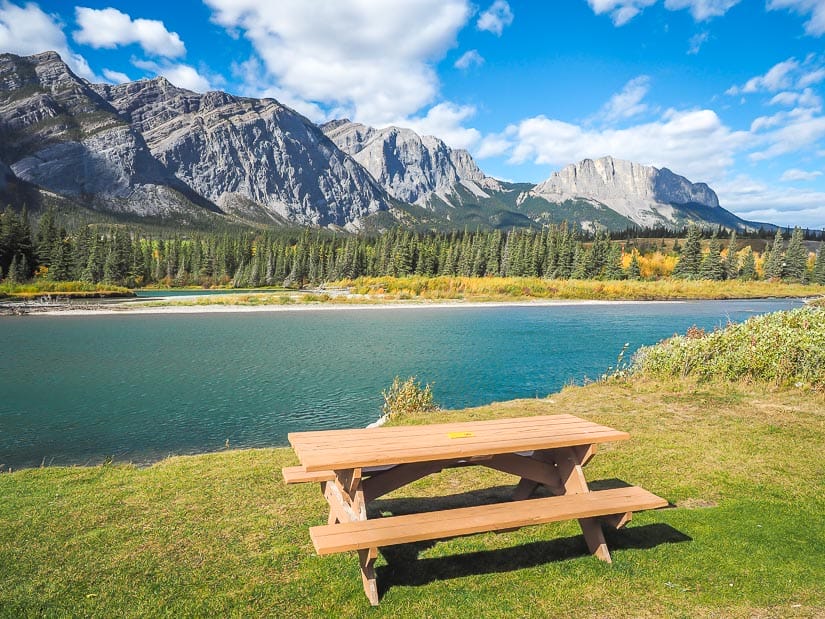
[{"left": 283, "top": 414, "right": 667, "bottom": 605}]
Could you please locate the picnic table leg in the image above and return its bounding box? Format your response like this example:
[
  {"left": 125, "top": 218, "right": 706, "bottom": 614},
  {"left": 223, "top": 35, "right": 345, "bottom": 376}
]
[
  {"left": 358, "top": 547, "right": 379, "bottom": 606},
  {"left": 545, "top": 446, "right": 612, "bottom": 563},
  {"left": 328, "top": 468, "right": 380, "bottom": 604}
]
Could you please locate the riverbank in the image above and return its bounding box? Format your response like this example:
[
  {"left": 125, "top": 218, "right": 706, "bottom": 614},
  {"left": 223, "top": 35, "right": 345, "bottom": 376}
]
[
  {"left": 1, "top": 378, "right": 822, "bottom": 617},
  {"left": 0, "top": 276, "right": 818, "bottom": 316}
]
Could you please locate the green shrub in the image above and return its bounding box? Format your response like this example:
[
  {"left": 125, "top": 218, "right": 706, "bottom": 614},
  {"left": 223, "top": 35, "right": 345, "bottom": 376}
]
[
  {"left": 381, "top": 376, "right": 439, "bottom": 419},
  {"left": 632, "top": 306, "right": 825, "bottom": 390}
]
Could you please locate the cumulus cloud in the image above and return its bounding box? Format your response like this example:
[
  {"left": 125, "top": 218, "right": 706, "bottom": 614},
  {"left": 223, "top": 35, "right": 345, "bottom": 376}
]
[
  {"left": 102, "top": 68, "right": 130, "bottom": 84},
  {"left": 749, "top": 106, "right": 825, "bottom": 160},
  {"left": 768, "top": 0, "right": 825, "bottom": 36},
  {"left": 73, "top": 7, "right": 185, "bottom": 58},
  {"left": 586, "top": 0, "right": 739, "bottom": 25},
  {"left": 716, "top": 175, "right": 825, "bottom": 228},
  {"left": 475, "top": 131, "right": 514, "bottom": 159},
  {"left": 477, "top": 0, "right": 513, "bottom": 35},
  {"left": 397, "top": 102, "right": 481, "bottom": 150},
  {"left": 780, "top": 168, "right": 823, "bottom": 182},
  {"left": 509, "top": 108, "right": 749, "bottom": 184},
  {"left": 726, "top": 58, "right": 800, "bottom": 95},
  {"left": 594, "top": 76, "right": 651, "bottom": 124},
  {"left": 454, "top": 49, "right": 484, "bottom": 70},
  {"left": 769, "top": 88, "right": 822, "bottom": 108},
  {"left": 0, "top": 0, "right": 97, "bottom": 80},
  {"left": 132, "top": 58, "right": 211, "bottom": 92},
  {"left": 728, "top": 56, "right": 825, "bottom": 96},
  {"left": 204, "top": 0, "right": 471, "bottom": 126}
]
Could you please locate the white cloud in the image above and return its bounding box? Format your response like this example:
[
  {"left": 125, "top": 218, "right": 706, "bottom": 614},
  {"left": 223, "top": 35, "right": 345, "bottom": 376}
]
[
  {"left": 586, "top": 0, "right": 656, "bottom": 26},
  {"left": 397, "top": 102, "right": 481, "bottom": 150},
  {"left": 688, "top": 31, "right": 709, "bottom": 54},
  {"left": 0, "top": 0, "right": 97, "bottom": 80},
  {"left": 780, "top": 168, "right": 823, "bottom": 181},
  {"left": 73, "top": 7, "right": 185, "bottom": 58},
  {"left": 586, "top": 0, "right": 739, "bottom": 25},
  {"left": 132, "top": 59, "right": 211, "bottom": 92},
  {"left": 727, "top": 58, "right": 800, "bottom": 95},
  {"left": 768, "top": 0, "right": 825, "bottom": 36},
  {"left": 454, "top": 49, "right": 484, "bottom": 70},
  {"left": 102, "top": 68, "right": 130, "bottom": 84},
  {"left": 662, "top": 0, "right": 741, "bottom": 21},
  {"left": 749, "top": 106, "right": 825, "bottom": 160},
  {"left": 717, "top": 175, "right": 825, "bottom": 228},
  {"left": 769, "top": 88, "right": 822, "bottom": 108},
  {"left": 509, "top": 108, "right": 749, "bottom": 184},
  {"left": 475, "top": 132, "right": 514, "bottom": 158},
  {"left": 204, "top": 0, "right": 471, "bottom": 126},
  {"left": 798, "top": 67, "right": 825, "bottom": 88},
  {"left": 594, "top": 76, "right": 651, "bottom": 124},
  {"left": 477, "top": 0, "right": 513, "bottom": 35}
]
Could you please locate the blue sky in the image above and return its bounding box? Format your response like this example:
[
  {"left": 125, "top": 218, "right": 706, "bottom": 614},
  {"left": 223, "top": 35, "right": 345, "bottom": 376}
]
[{"left": 1, "top": 0, "right": 824, "bottom": 228}]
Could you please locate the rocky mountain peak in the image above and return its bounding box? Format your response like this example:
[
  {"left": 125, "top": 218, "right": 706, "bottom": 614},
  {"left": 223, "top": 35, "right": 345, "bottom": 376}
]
[
  {"left": 322, "top": 119, "right": 500, "bottom": 205},
  {"left": 531, "top": 155, "right": 720, "bottom": 227},
  {"left": 95, "top": 76, "right": 391, "bottom": 228}
]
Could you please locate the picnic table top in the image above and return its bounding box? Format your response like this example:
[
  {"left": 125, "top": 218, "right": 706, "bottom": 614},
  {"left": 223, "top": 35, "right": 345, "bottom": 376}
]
[{"left": 289, "top": 414, "right": 629, "bottom": 472}]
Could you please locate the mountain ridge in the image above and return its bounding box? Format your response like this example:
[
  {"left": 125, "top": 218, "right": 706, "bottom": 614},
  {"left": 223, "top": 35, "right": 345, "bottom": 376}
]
[{"left": 0, "top": 50, "right": 769, "bottom": 233}]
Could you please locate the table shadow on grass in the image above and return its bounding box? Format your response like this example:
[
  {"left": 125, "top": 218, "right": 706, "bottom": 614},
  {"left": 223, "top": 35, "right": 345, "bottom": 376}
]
[{"left": 372, "top": 482, "right": 690, "bottom": 600}]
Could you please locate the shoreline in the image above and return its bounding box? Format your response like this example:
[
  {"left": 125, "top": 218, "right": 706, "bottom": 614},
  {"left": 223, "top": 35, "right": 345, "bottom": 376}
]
[{"left": 32, "top": 297, "right": 685, "bottom": 316}]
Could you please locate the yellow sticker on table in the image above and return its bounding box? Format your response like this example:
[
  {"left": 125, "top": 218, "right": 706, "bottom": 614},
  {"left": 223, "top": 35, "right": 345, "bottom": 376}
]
[{"left": 448, "top": 431, "right": 474, "bottom": 439}]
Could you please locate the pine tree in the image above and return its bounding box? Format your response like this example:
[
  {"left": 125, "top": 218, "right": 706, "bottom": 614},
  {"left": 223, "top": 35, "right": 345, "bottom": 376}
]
[
  {"left": 782, "top": 227, "right": 808, "bottom": 282},
  {"left": 812, "top": 243, "right": 825, "bottom": 285},
  {"left": 738, "top": 247, "right": 757, "bottom": 280},
  {"left": 763, "top": 229, "right": 785, "bottom": 280},
  {"left": 723, "top": 231, "right": 738, "bottom": 279},
  {"left": 626, "top": 252, "right": 641, "bottom": 280},
  {"left": 700, "top": 233, "right": 725, "bottom": 280},
  {"left": 603, "top": 243, "right": 624, "bottom": 280},
  {"left": 673, "top": 224, "right": 702, "bottom": 278}
]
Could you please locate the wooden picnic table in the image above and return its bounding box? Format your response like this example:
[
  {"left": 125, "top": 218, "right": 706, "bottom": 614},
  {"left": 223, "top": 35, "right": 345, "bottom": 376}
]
[{"left": 284, "top": 414, "right": 667, "bottom": 605}]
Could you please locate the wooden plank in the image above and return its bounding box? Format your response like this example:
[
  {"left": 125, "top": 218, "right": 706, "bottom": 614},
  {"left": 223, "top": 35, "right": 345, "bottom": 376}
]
[
  {"left": 281, "top": 466, "right": 336, "bottom": 484},
  {"left": 358, "top": 548, "right": 379, "bottom": 606},
  {"left": 482, "top": 453, "right": 564, "bottom": 492},
  {"left": 289, "top": 415, "right": 629, "bottom": 472},
  {"left": 290, "top": 421, "right": 623, "bottom": 456},
  {"left": 310, "top": 486, "right": 668, "bottom": 554},
  {"left": 602, "top": 512, "right": 632, "bottom": 529},
  {"left": 362, "top": 460, "right": 451, "bottom": 502},
  {"left": 297, "top": 428, "right": 629, "bottom": 471}
]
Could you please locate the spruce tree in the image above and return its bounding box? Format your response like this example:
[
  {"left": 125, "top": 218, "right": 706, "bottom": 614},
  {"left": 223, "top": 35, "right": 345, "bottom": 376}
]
[
  {"left": 723, "top": 231, "right": 738, "bottom": 279},
  {"left": 699, "top": 233, "right": 725, "bottom": 280},
  {"left": 626, "top": 252, "right": 641, "bottom": 280},
  {"left": 762, "top": 229, "right": 785, "bottom": 280},
  {"left": 603, "top": 243, "right": 624, "bottom": 280},
  {"left": 673, "top": 224, "right": 702, "bottom": 278},
  {"left": 812, "top": 243, "right": 825, "bottom": 285},
  {"left": 738, "top": 247, "right": 757, "bottom": 280},
  {"left": 782, "top": 227, "right": 808, "bottom": 282}
]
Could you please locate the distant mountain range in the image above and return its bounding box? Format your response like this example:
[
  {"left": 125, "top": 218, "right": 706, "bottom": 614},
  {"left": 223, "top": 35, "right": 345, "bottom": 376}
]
[{"left": 0, "top": 51, "right": 766, "bottom": 232}]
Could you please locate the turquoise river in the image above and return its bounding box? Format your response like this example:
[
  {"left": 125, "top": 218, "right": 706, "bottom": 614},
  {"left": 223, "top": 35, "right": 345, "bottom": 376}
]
[{"left": 0, "top": 298, "right": 803, "bottom": 469}]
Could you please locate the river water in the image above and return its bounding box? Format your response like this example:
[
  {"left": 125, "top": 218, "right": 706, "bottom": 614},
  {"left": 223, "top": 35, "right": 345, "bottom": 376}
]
[{"left": 0, "top": 298, "right": 802, "bottom": 469}]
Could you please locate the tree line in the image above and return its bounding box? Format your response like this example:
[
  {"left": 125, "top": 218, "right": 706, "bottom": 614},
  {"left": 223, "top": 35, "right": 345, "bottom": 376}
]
[{"left": 2, "top": 207, "right": 824, "bottom": 288}]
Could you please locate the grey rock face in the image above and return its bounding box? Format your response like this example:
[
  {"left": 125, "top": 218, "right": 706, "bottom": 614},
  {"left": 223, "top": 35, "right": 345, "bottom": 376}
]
[
  {"left": 0, "top": 52, "right": 195, "bottom": 215},
  {"left": 98, "top": 80, "right": 390, "bottom": 229},
  {"left": 322, "top": 119, "right": 501, "bottom": 205},
  {"left": 531, "top": 156, "right": 720, "bottom": 228}
]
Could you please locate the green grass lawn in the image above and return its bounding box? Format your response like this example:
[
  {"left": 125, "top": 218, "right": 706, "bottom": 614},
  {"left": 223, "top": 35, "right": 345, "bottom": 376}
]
[{"left": 2, "top": 378, "right": 822, "bottom": 618}]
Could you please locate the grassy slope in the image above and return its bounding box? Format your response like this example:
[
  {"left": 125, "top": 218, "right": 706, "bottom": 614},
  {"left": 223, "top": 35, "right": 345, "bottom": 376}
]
[{"left": 1, "top": 379, "right": 822, "bottom": 618}]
